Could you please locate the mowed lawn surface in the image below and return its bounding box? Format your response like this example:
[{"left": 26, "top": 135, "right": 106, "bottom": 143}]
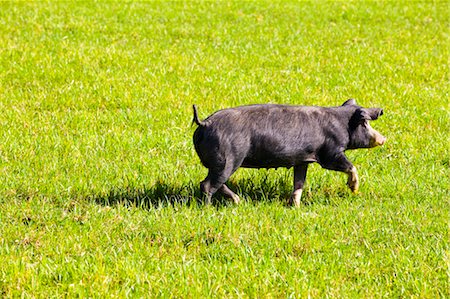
[{"left": 0, "top": 1, "right": 448, "bottom": 297}]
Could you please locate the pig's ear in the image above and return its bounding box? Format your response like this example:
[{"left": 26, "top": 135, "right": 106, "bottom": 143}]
[
  {"left": 366, "top": 108, "right": 383, "bottom": 120},
  {"left": 349, "top": 108, "right": 369, "bottom": 128},
  {"left": 342, "top": 99, "right": 357, "bottom": 106}
]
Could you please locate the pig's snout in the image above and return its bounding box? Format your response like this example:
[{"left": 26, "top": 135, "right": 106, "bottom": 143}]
[
  {"left": 366, "top": 123, "right": 386, "bottom": 147},
  {"left": 370, "top": 131, "right": 386, "bottom": 147},
  {"left": 373, "top": 134, "right": 386, "bottom": 146}
]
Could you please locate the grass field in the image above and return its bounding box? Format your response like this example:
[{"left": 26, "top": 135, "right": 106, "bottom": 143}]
[{"left": 0, "top": 1, "right": 448, "bottom": 297}]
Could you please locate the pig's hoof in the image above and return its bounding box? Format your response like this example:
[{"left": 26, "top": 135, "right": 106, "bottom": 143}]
[
  {"left": 348, "top": 182, "right": 359, "bottom": 194},
  {"left": 231, "top": 195, "right": 240, "bottom": 204},
  {"left": 288, "top": 189, "right": 302, "bottom": 207},
  {"left": 288, "top": 197, "right": 301, "bottom": 208},
  {"left": 203, "top": 196, "right": 212, "bottom": 205},
  {"left": 347, "top": 180, "right": 359, "bottom": 194},
  {"left": 347, "top": 185, "right": 359, "bottom": 194}
]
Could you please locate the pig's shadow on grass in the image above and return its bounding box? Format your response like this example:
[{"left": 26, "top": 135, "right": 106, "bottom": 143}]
[
  {"left": 92, "top": 178, "right": 294, "bottom": 209},
  {"left": 92, "top": 181, "right": 200, "bottom": 209}
]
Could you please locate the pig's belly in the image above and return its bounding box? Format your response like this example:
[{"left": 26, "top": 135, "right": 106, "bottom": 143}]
[{"left": 241, "top": 154, "right": 316, "bottom": 169}]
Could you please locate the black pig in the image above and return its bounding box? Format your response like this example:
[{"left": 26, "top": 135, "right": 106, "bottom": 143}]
[{"left": 192, "top": 99, "right": 386, "bottom": 206}]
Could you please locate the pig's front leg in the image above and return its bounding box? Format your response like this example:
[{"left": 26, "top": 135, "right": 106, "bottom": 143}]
[
  {"left": 345, "top": 166, "right": 359, "bottom": 193},
  {"left": 289, "top": 164, "right": 308, "bottom": 207},
  {"left": 319, "top": 152, "right": 359, "bottom": 194}
]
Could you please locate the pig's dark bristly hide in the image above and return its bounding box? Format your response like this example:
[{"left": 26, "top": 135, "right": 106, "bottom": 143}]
[{"left": 195, "top": 104, "right": 360, "bottom": 169}]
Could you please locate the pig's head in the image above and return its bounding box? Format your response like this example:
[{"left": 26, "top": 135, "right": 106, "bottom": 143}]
[{"left": 343, "top": 99, "right": 386, "bottom": 149}]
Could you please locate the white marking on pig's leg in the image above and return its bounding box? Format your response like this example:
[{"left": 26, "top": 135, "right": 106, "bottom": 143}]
[
  {"left": 346, "top": 166, "right": 359, "bottom": 193},
  {"left": 290, "top": 164, "right": 308, "bottom": 207},
  {"left": 318, "top": 153, "right": 358, "bottom": 194},
  {"left": 219, "top": 184, "right": 240, "bottom": 204},
  {"left": 291, "top": 189, "right": 303, "bottom": 207}
]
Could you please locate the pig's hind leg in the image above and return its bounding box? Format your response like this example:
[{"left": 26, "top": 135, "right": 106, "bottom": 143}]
[
  {"left": 219, "top": 184, "right": 240, "bottom": 204},
  {"left": 200, "top": 160, "right": 241, "bottom": 204},
  {"left": 319, "top": 153, "right": 359, "bottom": 193}
]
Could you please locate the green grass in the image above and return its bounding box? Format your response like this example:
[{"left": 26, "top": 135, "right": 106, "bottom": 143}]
[{"left": 0, "top": 1, "right": 448, "bottom": 297}]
